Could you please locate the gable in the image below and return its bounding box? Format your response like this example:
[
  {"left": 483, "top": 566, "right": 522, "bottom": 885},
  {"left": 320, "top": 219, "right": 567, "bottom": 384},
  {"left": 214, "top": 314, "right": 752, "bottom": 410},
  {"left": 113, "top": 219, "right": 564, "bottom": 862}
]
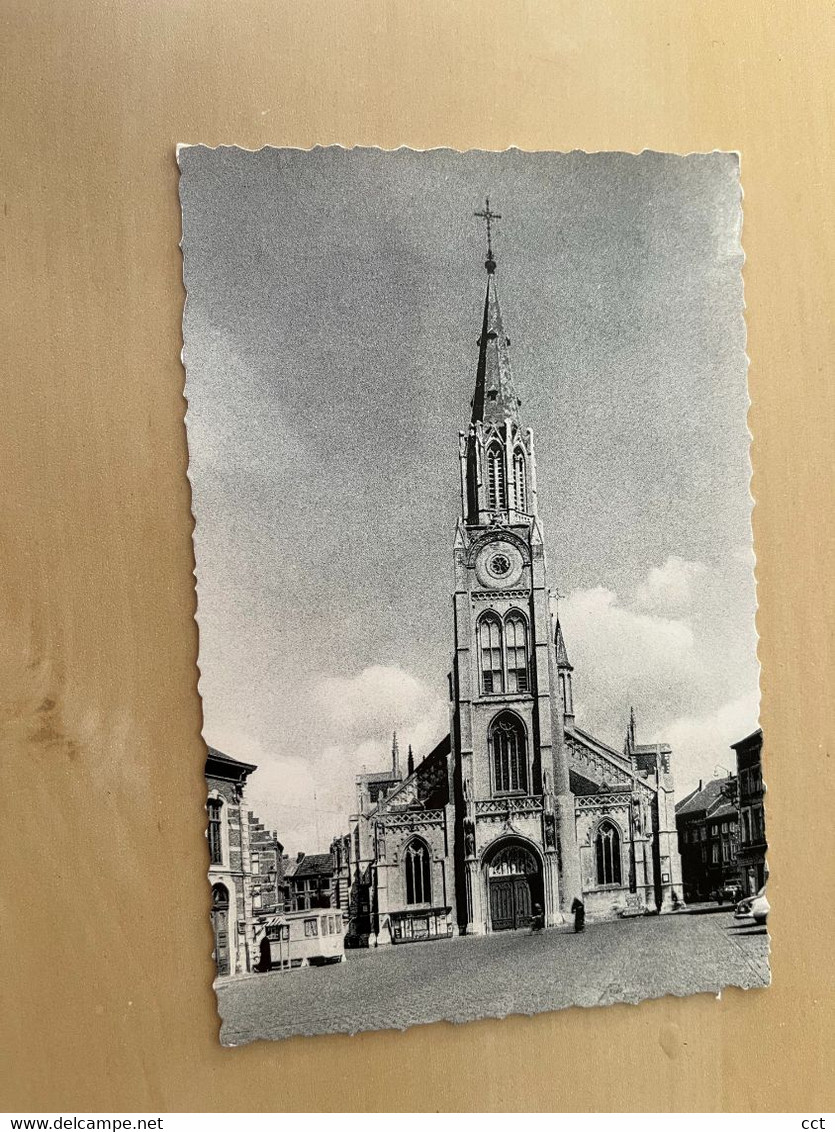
[
  {"left": 373, "top": 735, "right": 451, "bottom": 815},
  {"left": 565, "top": 725, "right": 656, "bottom": 798},
  {"left": 565, "top": 726, "right": 633, "bottom": 789}
]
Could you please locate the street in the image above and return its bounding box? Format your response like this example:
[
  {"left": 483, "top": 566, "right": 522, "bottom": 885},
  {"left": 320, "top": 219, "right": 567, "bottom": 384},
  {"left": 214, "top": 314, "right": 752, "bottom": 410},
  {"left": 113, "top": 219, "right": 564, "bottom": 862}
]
[{"left": 216, "top": 906, "right": 770, "bottom": 1045}]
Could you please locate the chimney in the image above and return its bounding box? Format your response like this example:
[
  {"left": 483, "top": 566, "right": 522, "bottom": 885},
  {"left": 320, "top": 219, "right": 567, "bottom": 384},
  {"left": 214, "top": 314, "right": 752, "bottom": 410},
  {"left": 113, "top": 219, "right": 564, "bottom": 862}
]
[{"left": 296, "top": 851, "right": 305, "bottom": 864}]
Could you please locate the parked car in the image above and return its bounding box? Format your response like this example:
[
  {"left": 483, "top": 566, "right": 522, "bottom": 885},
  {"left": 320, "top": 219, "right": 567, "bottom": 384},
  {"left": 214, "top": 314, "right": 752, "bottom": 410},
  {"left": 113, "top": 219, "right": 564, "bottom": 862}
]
[
  {"left": 721, "top": 881, "right": 743, "bottom": 904},
  {"left": 713, "top": 881, "right": 742, "bottom": 905},
  {"left": 734, "top": 886, "right": 770, "bottom": 925}
]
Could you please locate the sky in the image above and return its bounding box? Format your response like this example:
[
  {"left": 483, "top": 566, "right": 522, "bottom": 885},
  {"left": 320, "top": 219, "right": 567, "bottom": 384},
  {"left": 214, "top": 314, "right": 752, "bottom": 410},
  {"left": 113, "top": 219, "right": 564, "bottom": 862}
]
[{"left": 179, "top": 146, "right": 758, "bottom": 855}]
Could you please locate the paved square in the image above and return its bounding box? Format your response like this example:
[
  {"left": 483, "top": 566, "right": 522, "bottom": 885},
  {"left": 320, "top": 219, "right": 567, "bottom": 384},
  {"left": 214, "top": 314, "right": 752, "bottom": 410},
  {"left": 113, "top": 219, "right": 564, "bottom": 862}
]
[{"left": 216, "top": 906, "right": 770, "bottom": 1045}]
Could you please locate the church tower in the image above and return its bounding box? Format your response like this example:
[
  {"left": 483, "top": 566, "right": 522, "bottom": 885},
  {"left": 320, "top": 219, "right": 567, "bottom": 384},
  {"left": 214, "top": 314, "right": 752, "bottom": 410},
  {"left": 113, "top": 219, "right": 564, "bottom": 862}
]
[
  {"left": 346, "top": 201, "right": 684, "bottom": 946},
  {"left": 450, "top": 203, "right": 581, "bottom": 933}
]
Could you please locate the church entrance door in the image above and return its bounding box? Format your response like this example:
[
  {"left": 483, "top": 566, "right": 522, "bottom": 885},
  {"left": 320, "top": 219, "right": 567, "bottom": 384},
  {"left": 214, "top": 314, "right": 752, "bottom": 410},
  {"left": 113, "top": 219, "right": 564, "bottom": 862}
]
[
  {"left": 485, "top": 841, "right": 543, "bottom": 932},
  {"left": 489, "top": 875, "right": 532, "bottom": 931}
]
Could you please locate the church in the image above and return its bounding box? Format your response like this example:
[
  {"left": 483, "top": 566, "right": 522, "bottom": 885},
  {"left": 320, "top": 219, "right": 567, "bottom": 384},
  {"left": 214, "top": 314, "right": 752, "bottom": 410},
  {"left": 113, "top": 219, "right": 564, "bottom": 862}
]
[{"left": 340, "top": 207, "right": 683, "bottom": 945}]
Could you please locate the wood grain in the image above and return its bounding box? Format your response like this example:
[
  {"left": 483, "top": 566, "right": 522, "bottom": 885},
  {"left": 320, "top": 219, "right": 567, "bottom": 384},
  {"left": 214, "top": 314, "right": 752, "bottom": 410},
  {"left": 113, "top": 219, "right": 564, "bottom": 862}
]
[{"left": 2, "top": 0, "right": 833, "bottom": 1112}]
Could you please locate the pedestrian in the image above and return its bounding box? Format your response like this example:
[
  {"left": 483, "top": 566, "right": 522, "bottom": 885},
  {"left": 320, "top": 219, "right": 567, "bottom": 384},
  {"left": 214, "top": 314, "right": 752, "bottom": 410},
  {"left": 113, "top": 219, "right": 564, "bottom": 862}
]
[
  {"left": 255, "top": 932, "right": 272, "bottom": 973},
  {"left": 571, "top": 896, "right": 585, "bottom": 933},
  {"left": 530, "top": 903, "right": 544, "bottom": 933}
]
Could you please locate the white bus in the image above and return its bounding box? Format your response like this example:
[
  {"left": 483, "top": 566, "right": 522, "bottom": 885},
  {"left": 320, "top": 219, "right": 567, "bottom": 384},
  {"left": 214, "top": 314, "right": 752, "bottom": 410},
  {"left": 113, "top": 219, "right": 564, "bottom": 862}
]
[{"left": 260, "top": 909, "right": 346, "bottom": 969}]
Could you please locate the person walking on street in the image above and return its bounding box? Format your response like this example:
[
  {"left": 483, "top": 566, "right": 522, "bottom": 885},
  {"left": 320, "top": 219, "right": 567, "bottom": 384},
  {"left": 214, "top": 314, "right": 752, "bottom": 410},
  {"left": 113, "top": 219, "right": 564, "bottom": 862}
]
[
  {"left": 571, "top": 896, "right": 585, "bottom": 933},
  {"left": 254, "top": 932, "right": 272, "bottom": 972}
]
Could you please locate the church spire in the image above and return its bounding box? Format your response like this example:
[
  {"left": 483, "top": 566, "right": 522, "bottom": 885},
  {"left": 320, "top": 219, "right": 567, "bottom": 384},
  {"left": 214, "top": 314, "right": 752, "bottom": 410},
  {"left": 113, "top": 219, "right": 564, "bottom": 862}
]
[
  {"left": 555, "top": 617, "right": 575, "bottom": 722},
  {"left": 555, "top": 618, "right": 572, "bottom": 670},
  {"left": 391, "top": 731, "right": 402, "bottom": 779},
  {"left": 623, "top": 707, "right": 637, "bottom": 756},
  {"left": 471, "top": 200, "right": 522, "bottom": 426},
  {"left": 460, "top": 202, "right": 537, "bottom": 525}
]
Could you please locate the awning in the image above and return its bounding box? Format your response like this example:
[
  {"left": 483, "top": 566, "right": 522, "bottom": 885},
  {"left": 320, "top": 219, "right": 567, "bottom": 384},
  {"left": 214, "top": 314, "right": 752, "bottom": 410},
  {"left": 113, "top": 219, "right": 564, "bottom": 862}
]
[{"left": 259, "top": 915, "right": 288, "bottom": 928}]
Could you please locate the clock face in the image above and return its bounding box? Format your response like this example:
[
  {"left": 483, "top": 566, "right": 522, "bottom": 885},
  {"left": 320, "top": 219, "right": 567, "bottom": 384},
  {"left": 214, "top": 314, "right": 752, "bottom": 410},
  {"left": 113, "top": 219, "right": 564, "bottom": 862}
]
[{"left": 475, "top": 540, "right": 525, "bottom": 589}]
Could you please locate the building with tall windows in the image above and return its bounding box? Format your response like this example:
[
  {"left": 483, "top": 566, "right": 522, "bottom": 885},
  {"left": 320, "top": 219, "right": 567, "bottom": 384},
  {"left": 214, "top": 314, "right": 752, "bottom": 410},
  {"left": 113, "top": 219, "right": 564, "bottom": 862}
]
[
  {"left": 205, "top": 746, "right": 284, "bottom": 976},
  {"left": 341, "top": 217, "right": 684, "bottom": 944},
  {"left": 248, "top": 812, "right": 286, "bottom": 918},
  {"left": 675, "top": 775, "right": 740, "bottom": 902},
  {"left": 732, "top": 728, "right": 767, "bottom": 897},
  {"left": 286, "top": 851, "right": 337, "bottom": 912}
]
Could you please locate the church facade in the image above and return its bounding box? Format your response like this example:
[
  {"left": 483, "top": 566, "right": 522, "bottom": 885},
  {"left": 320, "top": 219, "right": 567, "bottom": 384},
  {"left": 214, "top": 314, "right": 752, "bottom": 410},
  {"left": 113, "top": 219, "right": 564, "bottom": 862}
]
[{"left": 342, "top": 219, "right": 683, "bottom": 945}]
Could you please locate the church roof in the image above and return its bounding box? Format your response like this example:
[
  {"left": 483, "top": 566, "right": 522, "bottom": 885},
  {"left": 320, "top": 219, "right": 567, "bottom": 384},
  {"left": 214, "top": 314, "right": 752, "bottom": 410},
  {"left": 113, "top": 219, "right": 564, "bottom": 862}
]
[
  {"left": 360, "top": 770, "right": 401, "bottom": 784},
  {"left": 566, "top": 724, "right": 634, "bottom": 776},
  {"left": 570, "top": 769, "right": 604, "bottom": 796},
  {"left": 471, "top": 271, "right": 522, "bottom": 426},
  {"left": 370, "top": 733, "right": 451, "bottom": 816}
]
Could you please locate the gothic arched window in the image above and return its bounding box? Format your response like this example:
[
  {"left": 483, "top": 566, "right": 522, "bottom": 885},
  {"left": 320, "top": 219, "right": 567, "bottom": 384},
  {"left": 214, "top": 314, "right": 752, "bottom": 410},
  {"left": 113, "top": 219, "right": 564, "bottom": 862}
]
[
  {"left": 207, "top": 798, "right": 224, "bottom": 866},
  {"left": 479, "top": 614, "right": 504, "bottom": 694},
  {"left": 505, "top": 612, "right": 529, "bottom": 693},
  {"left": 404, "top": 839, "right": 432, "bottom": 905},
  {"left": 513, "top": 449, "right": 527, "bottom": 512},
  {"left": 595, "top": 820, "right": 622, "bottom": 886},
  {"left": 486, "top": 443, "right": 507, "bottom": 511},
  {"left": 487, "top": 844, "right": 539, "bottom": 877},
  {"left": 490, "top": 712, "right": 528, "bottom": 795}
]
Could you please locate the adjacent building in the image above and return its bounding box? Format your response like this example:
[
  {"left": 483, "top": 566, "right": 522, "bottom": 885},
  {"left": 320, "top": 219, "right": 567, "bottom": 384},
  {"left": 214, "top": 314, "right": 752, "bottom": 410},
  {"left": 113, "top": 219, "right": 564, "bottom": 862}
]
[
  {"left": 205, "top": 745, "right": 284, "bottom": 977},
  {"left": 347, "top": 734, "right": 455, "bottom": 945},
  {"left": 338, "top": 226, "right": 684, "bottom": 945},
  {"left": 248, "top": 812, "right": 286, "bottom": 918},
  {"left": 206, "top": 747, "right": 258, "bottom": 976},
  {"left": 286, "top": 851, "right": 337, "bottom": 912},
  {"left": 732, "top": 728, "right": 767, "bottom": 896},
  {"left": 675, "top": 776, "right": 739, "bottom": 902},
  {"left": 330, "top": 832, "right": 352, "bottom": 919}
]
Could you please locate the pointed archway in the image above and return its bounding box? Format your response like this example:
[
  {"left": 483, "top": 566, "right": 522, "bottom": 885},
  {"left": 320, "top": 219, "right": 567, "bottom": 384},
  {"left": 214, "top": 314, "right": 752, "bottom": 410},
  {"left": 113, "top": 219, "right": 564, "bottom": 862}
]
[{"left": 483, "top": 837, "right": 544, "bottom": 931}]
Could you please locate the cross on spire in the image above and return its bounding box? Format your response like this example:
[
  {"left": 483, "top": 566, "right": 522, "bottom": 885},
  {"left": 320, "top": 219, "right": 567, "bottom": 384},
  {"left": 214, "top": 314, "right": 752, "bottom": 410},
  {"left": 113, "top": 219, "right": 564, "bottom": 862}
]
[{"left": 474, "top": 198, "right": 501, "bottom": 273}]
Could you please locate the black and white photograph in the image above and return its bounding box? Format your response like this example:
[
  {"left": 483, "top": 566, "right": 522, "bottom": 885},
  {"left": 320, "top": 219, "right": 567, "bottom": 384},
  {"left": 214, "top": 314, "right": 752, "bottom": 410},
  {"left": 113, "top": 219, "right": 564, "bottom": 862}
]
[{"left": 178, "top": 146, "right": 768, "bottom": 1045}]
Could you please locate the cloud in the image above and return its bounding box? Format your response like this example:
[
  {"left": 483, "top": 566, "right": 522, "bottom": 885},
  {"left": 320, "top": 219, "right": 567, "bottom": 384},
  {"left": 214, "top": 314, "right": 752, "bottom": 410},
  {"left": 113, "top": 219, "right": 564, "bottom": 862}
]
[
  {"left": 210, "top": 665, "right": 448, "bottom": 855},
  {"left": 632, "top": 555, "right": 708, "bottom": 615},
  {"left": 314, "top": 665, "right": 444, "bottom": 743},
  {"left": 655, "top": 692, "right": 760, "bottom": 796},
  {"left": 559, "top": 584, "right": 701, "bottom": 740},
  {"left": 559, "top": 558, "right": 759, "bottom": 798},
  {"left": 732, "top": 545, "right": 756, "bottom": 568},
  {"left": 210, "top": 560, "right": 758, "bottom": 849}
]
